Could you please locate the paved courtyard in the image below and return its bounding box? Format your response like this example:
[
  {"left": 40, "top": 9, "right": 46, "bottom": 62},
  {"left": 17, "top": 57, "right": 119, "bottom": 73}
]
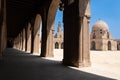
[
  {"left": 0, "top": 48, "right": 120, "bottom": 80},
  {"left": 47, "top": 49, "right": 120, "bottom": 80}
]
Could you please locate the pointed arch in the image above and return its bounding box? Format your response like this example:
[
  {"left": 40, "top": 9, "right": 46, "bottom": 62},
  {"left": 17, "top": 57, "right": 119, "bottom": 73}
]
[
  {"left": 107, "top": 32, "right": 109, "bottom": 39},
  {"left": 108, "top": 41, "right": 111, "bottom": 50},
  {"left": 55, "top": 42, "right": 59, "bottom": 49},
  {"left": 91, "top": 41, "right": 96, "bottom": 50},
  {"left": 117, "top": 43, "right": 120, "bottom": 50},
  {"left": 93, "top": 33, "right": 96, "bottom": 39},
  {"left": 41, "top": 0, "right": 60, "bottom": 57}
]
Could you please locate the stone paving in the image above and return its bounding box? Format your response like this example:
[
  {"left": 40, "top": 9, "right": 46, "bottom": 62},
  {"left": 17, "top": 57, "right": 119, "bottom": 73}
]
[
  {"left": 0, "top": 48, "right": 117, "bottom": 80},
  {"left": 52, "top": 49, "right": 120, "bottom": 80}
]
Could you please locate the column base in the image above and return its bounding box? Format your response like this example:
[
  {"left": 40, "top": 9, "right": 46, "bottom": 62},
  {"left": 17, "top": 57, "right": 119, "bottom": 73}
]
[
  {"left": 78, "top": 61, "right": 91, "bottom": 68},
  {"left": 45, "top": 54, "right": 54, "bottom": 57},
  {"left": 62, "top": 59, "right": 91, "bottom": 68},
  {"left": 62, "top": 59, "right": 79, "bottom": 67},
  {"left": 40, "top": 52, "right": 54, "bottom": 57}
]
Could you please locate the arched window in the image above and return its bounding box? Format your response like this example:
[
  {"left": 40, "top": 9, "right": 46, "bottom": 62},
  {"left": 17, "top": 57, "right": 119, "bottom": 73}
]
[
  {"left": 55, "top": 42, "right": 59, "bottom": 49},
  {"left": 117, "top": 43, "right": 120, "bottom": 50},
  {"left": 108, "top": 41, "right": 111, "bottom": 50},
  {"left": 61, "top": 42, "right": 64, "bottom": 49},
  {"left": 117, "top": 44, "right": 119, "bottom": 50},
  {"left": 100, "top": 29, "right": 102, "bottom": 34},
  {"left": 91, "top": 41, "right": 96, "bottom": 50},
  {"left": 107, "top": 32, "right": 109, "bottom": 39},
  {"left": 93, "top": 33, "right": 96, "bottom": 39}
]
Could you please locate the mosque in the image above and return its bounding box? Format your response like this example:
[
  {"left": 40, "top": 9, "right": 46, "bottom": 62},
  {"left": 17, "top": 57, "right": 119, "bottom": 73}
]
[
  {"left": 90, "top": 20, "right": 120, "bottom": 51},
  {"left": 54, "top": 20, "right": 120, "bottom": 51},
  {"left": 54, "top": 22, "right": 64, "bottom": 49}
]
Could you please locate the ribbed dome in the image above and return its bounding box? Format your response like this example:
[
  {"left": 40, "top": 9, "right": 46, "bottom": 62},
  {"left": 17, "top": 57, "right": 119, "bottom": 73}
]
[{"left": 92, "top": 20, "right": 109, "bottom": 30}]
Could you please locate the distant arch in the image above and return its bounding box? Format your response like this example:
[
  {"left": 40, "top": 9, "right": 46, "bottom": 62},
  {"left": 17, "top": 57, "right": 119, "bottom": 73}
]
[
  {"left": 55, "top": 42, "right": 59, "bottom": 49},
  {"left": 61, "top": 42, "right": 64, "bottom": 49},
  {"left": 117, "top": 43, "right": 120, "bottom": 50},
  {"left": 93, "top": 33, "right": 96, "bottom": 39},
  {"left": 91, "top": 41, "right": 96, "bottom": 50},
  {"left": 108, "top": 41, "right": 111, "bottom": 50},
  {"left": 107, "top": 32, "right": 109, "bottom": 39}
]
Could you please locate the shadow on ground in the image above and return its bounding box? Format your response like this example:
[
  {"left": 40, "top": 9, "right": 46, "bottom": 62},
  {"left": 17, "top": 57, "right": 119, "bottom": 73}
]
[{"left": 0, "top": 48, "right": 116, "bottom": 80}]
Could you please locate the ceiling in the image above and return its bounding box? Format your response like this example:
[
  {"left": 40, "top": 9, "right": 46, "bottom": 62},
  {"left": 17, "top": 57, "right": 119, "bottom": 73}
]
[{"left": 6, "top": 0, "right": 46, "bottom": 38}]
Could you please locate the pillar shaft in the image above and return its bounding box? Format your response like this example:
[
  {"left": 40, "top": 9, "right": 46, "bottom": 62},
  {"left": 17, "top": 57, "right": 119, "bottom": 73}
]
[
  {"left": 31, "top": 15, "right": 41, "bottom": 54},
  {"left": 18, "top": 34, "right": 21, "bottom": 50},
  {"left": 0, "top": 0, "right": 7, "bottom": 57},
  {"left": 40, "top": 11, "right": 54, "bottom": 57},
  {"left": 41, "top": 24, "right": 54, "bottom": 57},
  {"left": 40, "top": 0, "right": 60, "bottom": 57},
  {"left": 46, "top": 26, "right": 54, "bottom": 56},
  {"left": 25, "top": 27, "right": 27, "bottom": 51},
  {"left": 63, "top": 0, "right": 90, "bottom": 67},
  {"left": 27, "top": 23, "right": 31, "bottom": 52},
  {"left": 33, "top": 15, "right": 41, "bottom": 54},
  {"left": 22, "top": 29, "right": 25, "bottom": 51}
]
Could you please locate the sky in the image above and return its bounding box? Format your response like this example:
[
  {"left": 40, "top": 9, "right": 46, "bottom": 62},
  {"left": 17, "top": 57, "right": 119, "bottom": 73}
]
[{"left": 54, "top": 0, "right": 120, "bottom": 39}]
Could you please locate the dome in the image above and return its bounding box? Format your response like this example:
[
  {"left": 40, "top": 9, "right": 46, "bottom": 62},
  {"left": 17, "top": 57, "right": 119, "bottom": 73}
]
[{"left": 92, "top": 20, "right": 109, "bottom": 31}]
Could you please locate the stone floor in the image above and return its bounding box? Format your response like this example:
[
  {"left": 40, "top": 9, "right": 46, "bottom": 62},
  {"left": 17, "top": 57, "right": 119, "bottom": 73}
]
[
  {"left": 53, "top": 49, "right": 120, "bottom": 80},
  {"left": 0, "top": 48, "right": 117, "bottom": 80}
]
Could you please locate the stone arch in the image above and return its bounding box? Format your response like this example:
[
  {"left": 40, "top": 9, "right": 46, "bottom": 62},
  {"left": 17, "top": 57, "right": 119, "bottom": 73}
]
[
  {"left": 93, "top": 33, "right": 96, "bottom": 39},
  {"left": 55, "top": 42, "right": 59, "bottom": 49},
  {"left": 47, "top": 0, "right": 60, "bottom": 33},
  {"left": 41, "top": 0, "right": 60, "bottom": 57},
  {"left": 91, "top": 41, "right": 96, "bottom": 50},
  {"left": 107, "top": 32, "right": 109, "bottom": 39},
  {"left": 33, "top": 14, "right": 42, "bottom": 54},
  {"left": 108, "top": 41, "right": 111, "bottom": 50},
  {"left": 117, "top": 44, "right": 119, "bottom": 50},
  {"left": 117, "top": 43, "right": 120, "bottom": 50}
]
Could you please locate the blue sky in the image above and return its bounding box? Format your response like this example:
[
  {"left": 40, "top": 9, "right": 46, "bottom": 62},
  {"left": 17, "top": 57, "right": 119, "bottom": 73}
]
[{"left": 55, "top": 0, "right": 120, "bottom": 39}]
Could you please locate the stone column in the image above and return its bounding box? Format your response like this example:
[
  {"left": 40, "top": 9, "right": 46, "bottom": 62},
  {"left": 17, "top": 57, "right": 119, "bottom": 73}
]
[
  {"left": 33, "top": 14, "right": 41, "bottom": 54},
  {"left": 41, "top": 23, "right": 54, "bottom": 57},
  {"left": 14, "top": 37, "right": 18, "bottom": 49},
  {"left": 22, "top": 29, "right": 26, "bottom": 51},
  {"left": 46, "top": 25, "right": 54, "bottom": 56},
  {"left": 30, "top": 19, "right": 35, "bottom": 53},
  {"left": 25, "top": 26, "right": 27, "bottom": 51},
  {"left": 27, "top": 23, "right": 31, "bottom": 52},
  {"left": 63, "top": 0, "right": 91, "bottom": 67},
  {"left": 40, "top": 12, "right": 47, "bottom": 57},
  {"left": 40, "top": 9, "right": 54, "bottom": 57},
  {"left": 16, "top": 33, "right": 20, "bottom": 50},
  {"left": 40, "top": 0, "right": 60, "bottom": 57},
  {"left": 0, "top": 0, "right": 7, "bottom": 57},
  {"left": 0, "top": 0, "right": 2, "bottom": 56},
  {"left": 20, "top": 32, "right": 23, "bottom": 50},
  {"left": 19, "top": 34, "right": 21, "bottom": 50}
]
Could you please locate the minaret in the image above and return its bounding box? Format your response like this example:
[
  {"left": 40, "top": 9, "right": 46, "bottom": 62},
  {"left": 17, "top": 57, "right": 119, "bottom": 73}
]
[
  {"left": 54, "top": 21, "right": 63, "bottom": 38},
  {"left": 58, "top": 21, "right": 62, "bottom": 33}
]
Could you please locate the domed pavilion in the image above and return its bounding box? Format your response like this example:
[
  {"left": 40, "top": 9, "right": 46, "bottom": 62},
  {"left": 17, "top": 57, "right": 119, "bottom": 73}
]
[{"left": 90, "top": 20, "right": 117, "bottom": 51}]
